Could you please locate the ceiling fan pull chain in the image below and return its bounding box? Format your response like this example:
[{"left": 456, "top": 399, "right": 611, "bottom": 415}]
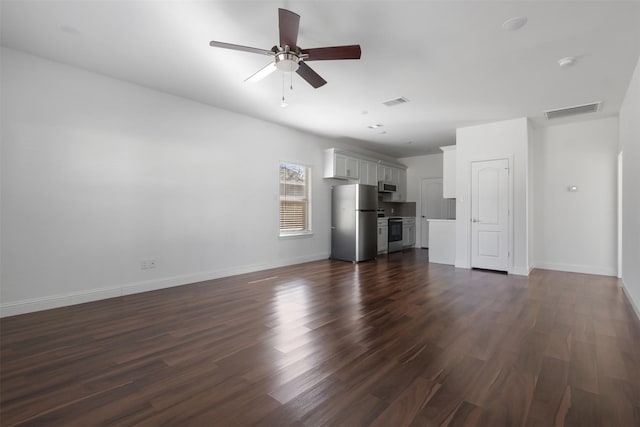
[{"left": 281, "top": 72, "right": 287, "bottom": 107}]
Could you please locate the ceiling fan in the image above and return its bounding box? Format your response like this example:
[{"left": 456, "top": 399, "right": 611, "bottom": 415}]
[{"left": 209, "top": 8, "right": 361, "bottom": 88}]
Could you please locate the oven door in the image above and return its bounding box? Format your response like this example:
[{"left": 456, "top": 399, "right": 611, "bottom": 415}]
[{"left": 388, "top": 219, "right": 404, "bottom": 252}]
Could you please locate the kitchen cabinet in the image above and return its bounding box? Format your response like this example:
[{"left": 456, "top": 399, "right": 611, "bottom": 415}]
[
  {"left": 402, "top": 217, "right": 416, "bottom": 248},
  {"left": 359, "top": 159, "right": 378, "bottom": 186},
  {"left": 324, "top": 149, "right": 406, "bottom": 198},
  {"left": 395, "top": 169, "right": 407, "bottom": 202},
  {"left": 383, "top": 167, "right": 407, "bottom": 202},
  {"left": 378, "top": 164, "right": 394, "bottom": 182},
  {"left": 377, "top": 219, "right": 388, "bottom": 254},
  {"left": 324, "top": 149, "right": 359, "bottom": 179},
  {"left": 440, "top": 145, "right": 456, "bottom": 198}
]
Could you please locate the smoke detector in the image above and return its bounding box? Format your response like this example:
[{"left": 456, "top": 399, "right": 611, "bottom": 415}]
[{"left": 502, "top": 17, "right": 528, "bottom": 31}]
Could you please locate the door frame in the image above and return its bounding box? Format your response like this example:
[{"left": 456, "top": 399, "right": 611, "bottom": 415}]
[
  {"left": 467, "top": 154, "right": 514, "bottom": 273},
  {"left": 618, "top": 151, "right": 623, "bottom": 278}
]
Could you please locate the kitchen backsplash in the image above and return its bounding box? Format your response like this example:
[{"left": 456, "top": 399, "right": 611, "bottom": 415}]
[{"left": 378, "top": 201, "right": 416, "bottom": 217}]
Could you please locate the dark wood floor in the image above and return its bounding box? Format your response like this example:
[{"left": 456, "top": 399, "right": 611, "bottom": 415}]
[{"left": 2, "top": 249, "right": 639, "bottom": 426}]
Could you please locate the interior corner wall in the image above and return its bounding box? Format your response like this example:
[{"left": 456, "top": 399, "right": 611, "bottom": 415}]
[
  {"left": 455, "top": 117, "right": 529, "bottom": 275},
  {"left": 619, "top": 55, "right": 640, "bottom": 319},
  {"left": 533, "top": 117, "right": 618, "bottom": 277},
  {"left": 527, "top": 120, "right": 537, "bottom": 273},
  {"left": 0, "top": 48, "right": 350, "bottom": 316},
  {"left": 399, "top": 153, "right": 443, "bottom": 247}
]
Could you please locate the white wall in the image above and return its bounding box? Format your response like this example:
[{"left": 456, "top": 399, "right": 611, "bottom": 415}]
[
  {"left": 533, "top": 117, "right": 618, "bottom": 276},
  {"left": 528, "top": 122, "right": 537, "bottom": 271},
  {"left": 400, "top": 153, "right": 444, "bottom": 203},
  {"left": 455, "top": 117, "right": 530, "bottom": 275},
  {"left": 0, "top": 48, "right": 379, "bottom": 316},
  {"left": 619, "top": 56, "right": 640, "bottom": 319},
  {"left": 399, "top": 153, "right": 443, "bottom": 247}
]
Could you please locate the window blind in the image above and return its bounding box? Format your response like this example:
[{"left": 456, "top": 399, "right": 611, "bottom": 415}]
[{"left": 279, "top": 162, "right": 310, "bottom": 232}]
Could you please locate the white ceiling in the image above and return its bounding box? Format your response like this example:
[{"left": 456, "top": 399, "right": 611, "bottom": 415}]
[{"left": 2, "top": 1, "right": 640, "bottom": 158}]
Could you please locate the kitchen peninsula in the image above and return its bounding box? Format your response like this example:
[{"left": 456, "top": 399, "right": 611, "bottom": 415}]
[{"left": 427, "top": 219, "right": 456, "bottom": 265}]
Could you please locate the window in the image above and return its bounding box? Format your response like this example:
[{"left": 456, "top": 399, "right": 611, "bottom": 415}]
[{"left": 279, "top": 161, "right": 311, "bottom": 236}]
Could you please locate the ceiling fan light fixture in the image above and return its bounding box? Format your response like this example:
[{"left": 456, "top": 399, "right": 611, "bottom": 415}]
[{"left": 275, "top": 52, "right": 300, "bottom": 72}]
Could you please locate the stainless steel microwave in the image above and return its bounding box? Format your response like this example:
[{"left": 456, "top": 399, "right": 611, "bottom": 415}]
[{"left": 378, "top": 181, "right": 397, "bottom": 193}]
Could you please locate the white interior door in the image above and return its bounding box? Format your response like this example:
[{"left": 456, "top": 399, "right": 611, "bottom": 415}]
[
  {"left": 471, "top": 159, "right": 509, "bottom": 271},
  {"left": 420, "top": 178, "right": 443, "bottom": 248}
]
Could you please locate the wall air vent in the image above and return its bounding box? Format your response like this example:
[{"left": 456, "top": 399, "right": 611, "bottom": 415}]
[
  {"left": 382, "top": 97, "right": 410, "bottom": 107},
  {"left": 544, "top": 102, "right": 601, "bottom": 120}
]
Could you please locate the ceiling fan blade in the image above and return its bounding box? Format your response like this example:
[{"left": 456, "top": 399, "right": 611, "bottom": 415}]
[
  {"left": 279, "top": 8, "right": 300, "bottom": 49},
  {"left": 209, "top": 41, "right": 273, "bottom": 56},
  {"left": 245, "top": 62, "right": 277, "bottom": 83},
  {"left": 296, "top": 62, "right": 327, "bottom": 88},
  {"left": 301, "top": 45, "right": 362, "bottom": 61}
]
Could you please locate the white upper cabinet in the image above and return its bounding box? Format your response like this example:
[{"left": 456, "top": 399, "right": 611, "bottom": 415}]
[
  {"left": 378, "top": 164, "right": 394, "bottom": 182},
  {"left": 397, "top": 168, "right": 407, "bottom": 202},
  {"left": 359, "top": 159, "right": 378, "bottom": 186},
  {"left": 388, "top": 168, "right": 407, "bottom": 201},
  {"left": 324, "top": 149, "right": 359, "bottom": 179},
  {"left": 440, "top": 145, "right": 456, "bottom": 198},
  {"left": 325, "top": 149, "right": 407, "bottom": 200}
]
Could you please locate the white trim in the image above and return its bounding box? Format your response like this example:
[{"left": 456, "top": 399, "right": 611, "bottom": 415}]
[
  {"left": 0, "top": 252, "right": 329, "bottom": 318},
  {"left": 279, "top": 160, "right": 312, "bottom": 237},
  {"left": 439, "top": 145, "right": 456, "bottom": 152},
  {"left": 279, "top": 231, "right": 314, "bottom": 239},
  {"left": 620, "top": 279, "right": 640, "bottom": 322},
  {"left": 534, "top": 262, "right": 617, "bottom": 277},
  {"left": 509, "top": 266, "right": 531, "bottom": 276},
  {"left": 617, "top": 151, "right": 623, "bottom": 279}
]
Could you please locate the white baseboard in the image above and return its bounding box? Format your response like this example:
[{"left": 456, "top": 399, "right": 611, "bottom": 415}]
[
  {"left": 620, "top": 279, "right": 640, "bottom": 322},
  {"left": 534, "top": 261, "right": 617, "bottom": 277},
  {"left": 0, "top": 252, "right": 329, "bottom": 318},
  {"left": 429, "top": 258, "right": 455, "bottom": 266},
  {"left": 509, "top": 266, "right": 531, "bottom": 276}
]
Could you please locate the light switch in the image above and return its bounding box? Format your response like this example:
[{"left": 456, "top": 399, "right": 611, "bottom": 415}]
[{"left": 568, "top": 186, "right": 578, "bottom": 192}]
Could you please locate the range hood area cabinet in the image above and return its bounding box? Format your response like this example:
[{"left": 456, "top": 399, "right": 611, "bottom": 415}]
[
  {"left": 323, "top": 149, "right": 407, "bottom": 200},
  {"left": 381, "top": 167, "right": 407, "bottom": 202},
  {"left": 440, "top": 145, "right": 456, "bottom": 199},
  {"left": 324, "top": 148, "right": 360, "bottom": 180}
]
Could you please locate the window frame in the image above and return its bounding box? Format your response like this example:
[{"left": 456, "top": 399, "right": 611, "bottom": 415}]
[{"left": 278, "top": 160, "right": 313, "bottom": 238}]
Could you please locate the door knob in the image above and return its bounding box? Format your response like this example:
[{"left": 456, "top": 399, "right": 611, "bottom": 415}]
[{"left": 471, "top": 219, "right": 478, "bottom": 223}]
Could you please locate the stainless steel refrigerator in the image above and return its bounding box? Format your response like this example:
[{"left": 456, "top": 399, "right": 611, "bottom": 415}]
[{"left": 331, "top": 184, "right": 378, "bottom": 262}]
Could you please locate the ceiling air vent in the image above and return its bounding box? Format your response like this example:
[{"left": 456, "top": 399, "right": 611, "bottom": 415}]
[
  {"left": 382, "top": 97, "right": 410, "bottom": 107},
  {"left": 544, "top": 102, "right": 601, "bottom": 120}
]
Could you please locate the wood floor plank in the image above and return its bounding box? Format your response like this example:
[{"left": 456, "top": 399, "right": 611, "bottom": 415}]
[
  {"left": 525, "top": 356, "right": 571, "bottom": 425},
  {"left": 1, "top": 250, "right": 639, "bottom": 426},
  {"left": 369, "top": 376, "right": 441, "bottom": 427}
]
